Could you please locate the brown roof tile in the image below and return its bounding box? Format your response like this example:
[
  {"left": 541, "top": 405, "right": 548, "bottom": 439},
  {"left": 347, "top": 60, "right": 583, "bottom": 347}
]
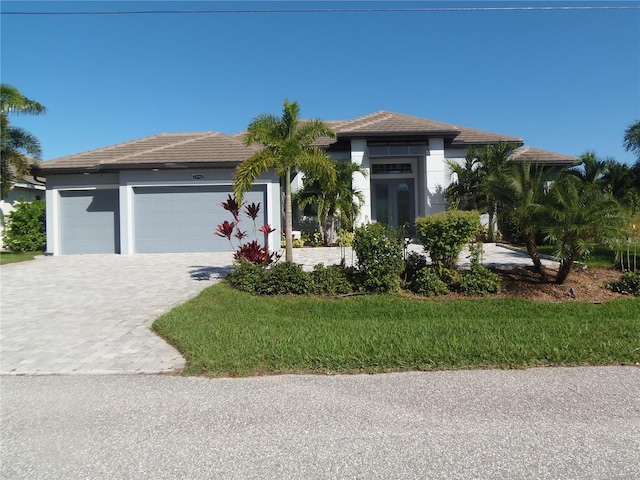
[
  {"left": 37, "top": 132, "right": 259, "bottom": 172},
  {"left": 451, "top": 126, "right": 523, "bottom": 145},
  {"left": 334, "top": 111, "right": 461, "bottom": 137},
  {"left": 508, "top": 146, "right": 578, "bottom": 166}
]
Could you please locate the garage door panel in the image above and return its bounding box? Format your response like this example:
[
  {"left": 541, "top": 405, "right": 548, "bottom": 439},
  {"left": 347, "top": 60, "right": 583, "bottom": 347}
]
[
  {"left": 60, "top": 190, "right": 120, "bottom": 254},
  {"left": 133, "top": 185, "right": 267, "bottom": 253}
]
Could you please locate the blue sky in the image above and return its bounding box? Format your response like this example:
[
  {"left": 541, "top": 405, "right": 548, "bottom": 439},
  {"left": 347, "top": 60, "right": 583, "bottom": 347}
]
[{"left": 2, "top": 1, "right": 639, "bottom": 165}]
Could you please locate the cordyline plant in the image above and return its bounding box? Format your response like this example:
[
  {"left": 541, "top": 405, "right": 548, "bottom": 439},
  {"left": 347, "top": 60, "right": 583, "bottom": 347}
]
[{"left": 214, "top": 195, "right": 279, "bottom": 265}]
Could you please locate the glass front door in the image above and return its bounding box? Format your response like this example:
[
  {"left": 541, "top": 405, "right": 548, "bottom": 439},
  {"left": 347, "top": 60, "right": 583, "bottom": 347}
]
[{"left": 372, "top": 179, "right": 415, "bottom": 229}]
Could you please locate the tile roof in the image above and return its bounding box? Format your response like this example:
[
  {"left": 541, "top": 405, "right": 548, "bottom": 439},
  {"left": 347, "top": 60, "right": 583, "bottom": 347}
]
[
  {"left": 314, "top": 111, "right": 522, "bottom": 146},
  {"left": 36, "top": 111, "right": 561, "bottom": 173},
  {"left": 37, "top": 132, "right": 259, "bottom": 172},
  {"left": 333, "top": 111, "right": 462, "bottom": 137},
  {"left": 450, "top": 126, "right": 523, "bottom": 146},
  {"left": 508, "top": 146, "right": 578, "bottom": 166}
]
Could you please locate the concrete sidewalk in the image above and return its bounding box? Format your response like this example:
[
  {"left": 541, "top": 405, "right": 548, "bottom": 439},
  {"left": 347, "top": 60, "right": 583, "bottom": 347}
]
[{"left": 0, "top": 244, "right": 556, "bottom": 375}]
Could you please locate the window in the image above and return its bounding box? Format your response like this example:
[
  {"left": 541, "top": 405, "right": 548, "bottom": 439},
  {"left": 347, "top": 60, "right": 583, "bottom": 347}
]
[
  {"left": 368, "top": 141, "right": 428, "bottom": 157},
  {"left": 371, "top": 163, "right": 412, "bottom": 174}
]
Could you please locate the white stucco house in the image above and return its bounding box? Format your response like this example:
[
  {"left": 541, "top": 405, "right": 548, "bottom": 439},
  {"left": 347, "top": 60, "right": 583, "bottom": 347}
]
[{"left": 36, "top": 110, "right": 577, "bottom": 255}]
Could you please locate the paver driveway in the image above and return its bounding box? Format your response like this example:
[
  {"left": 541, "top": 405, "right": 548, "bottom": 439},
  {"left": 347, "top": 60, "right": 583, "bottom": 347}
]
[
  {"left": 0, "top": 244, "right": 556, "bottom": 375},
  {"left": 0, "top": 253, "right": 234, "bottom": 374}
]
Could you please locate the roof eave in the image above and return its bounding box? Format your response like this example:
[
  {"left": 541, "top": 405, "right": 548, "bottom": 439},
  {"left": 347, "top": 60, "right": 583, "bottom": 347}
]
[
  {"left": 337, "top": 130, "right": 460, "bottom": 140},
  {"left": 35, "top": 161, "right": 242, "bottom": 175}
]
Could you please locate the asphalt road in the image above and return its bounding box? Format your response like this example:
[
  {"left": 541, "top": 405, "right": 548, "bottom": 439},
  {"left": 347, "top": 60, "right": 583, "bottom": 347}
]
[{"left": 2, "top": 366, "right": 639, "bottom": 479}]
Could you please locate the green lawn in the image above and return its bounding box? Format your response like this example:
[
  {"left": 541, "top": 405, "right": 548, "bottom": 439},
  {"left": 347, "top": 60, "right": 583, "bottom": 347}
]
[
  {"left": 536, "top": 245, "right": 637, "bottom": 269},
  {"left": 0, "top": 251, "right": 42, "bottom": 265},
  {"left": 153, "top": 282, "right": 640, "bottom": 376}
]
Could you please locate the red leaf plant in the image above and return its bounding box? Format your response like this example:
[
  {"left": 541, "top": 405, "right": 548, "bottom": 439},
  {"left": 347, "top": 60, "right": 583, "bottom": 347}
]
[
  {"left": 258, "top": 224, "right": 276, "bottom": 234},
  {"left": 234, "top": 240, "right": 279, "bottom": 266},
  {"left": 215, "top": 200, "right": 277, "bottom": 266},
  {"left": 214, "top": 220, "right": 236, "bottom": 241},
  {"left": 221, "top": 194, "right": 242, "bottom": 222},
  {"left": 244, "top": 202, "right": 260, "bottom": 221}
]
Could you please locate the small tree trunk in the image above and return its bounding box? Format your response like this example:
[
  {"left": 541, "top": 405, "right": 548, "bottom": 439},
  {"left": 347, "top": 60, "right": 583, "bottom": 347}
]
[
  {"left": 555, "top": 250, "right": 578, "bottom": 284},
  {"left": 487, "top": 208, "right": 495, "bottom": 242},
  {"left": 524, "top": 232, "right": 548, "bottom": 283},
  {"left": 328, "top": 216, "right": 335, "bottom": 245},
  {"left": 284, "top": 169, "right": 293, "bottom": 262}
]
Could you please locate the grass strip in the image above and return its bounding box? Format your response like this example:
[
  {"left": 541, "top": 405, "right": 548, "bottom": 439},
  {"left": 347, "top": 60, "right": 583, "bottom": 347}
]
[
  {"left": 152, "top": 282, "right": 640, "bottom": 376},
  {"left": 0, "top": 251, "right": 42, "bottom": 265}
]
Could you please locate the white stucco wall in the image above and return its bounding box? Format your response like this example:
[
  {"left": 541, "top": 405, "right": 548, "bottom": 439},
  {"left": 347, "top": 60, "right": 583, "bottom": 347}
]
[
  {"left": 424, "top": 138, "right": 447, "bottom": 215},
  {"left": 351, "top": 139, "right": 371, "bottom": 226}
]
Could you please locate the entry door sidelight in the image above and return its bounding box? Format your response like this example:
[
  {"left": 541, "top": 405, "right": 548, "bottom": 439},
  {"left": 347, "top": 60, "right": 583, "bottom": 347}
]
[{"left": 372, "top": 179, "right": 415, "bottom": 229}]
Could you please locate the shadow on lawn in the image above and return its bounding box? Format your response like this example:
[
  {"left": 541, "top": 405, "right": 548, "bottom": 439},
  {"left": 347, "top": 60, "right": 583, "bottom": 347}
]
[{"left": 188, "top": 265, "right": 231, "bottom": 281}]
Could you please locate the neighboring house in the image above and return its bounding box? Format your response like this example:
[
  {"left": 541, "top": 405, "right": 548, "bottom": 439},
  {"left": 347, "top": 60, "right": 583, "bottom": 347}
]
[
  {"left": 36, "top": 110, "right": 578, "bottom": 255},
  {"left": 0, "top": 174, "right": 46, "bottom": 247}
]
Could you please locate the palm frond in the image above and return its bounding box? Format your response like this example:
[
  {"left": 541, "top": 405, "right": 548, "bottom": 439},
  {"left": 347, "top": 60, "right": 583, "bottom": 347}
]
[
  {"left": 0, "top": 84, "right": 47, "bottom": 116},
  {"left": 232, "top": 150, "right": 277, "bottom": 200}
]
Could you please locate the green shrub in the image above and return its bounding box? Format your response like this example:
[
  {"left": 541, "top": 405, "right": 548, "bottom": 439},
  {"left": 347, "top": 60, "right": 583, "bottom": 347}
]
[
  {"left": 415, "top": 210, "right": 480, "bottom": 270},
  {"left": 337, "top": 230, "right": 355, "bottom": 247},
  {"left": 352, "top": 223, "right": 405, "bottom": 293},
  {"left": 311, "top": 264, "right": 353, "bottom": 295},
  {"left": 2, "top": 199, "right": 46, "bottom": 252},
  {"left": 258, "top": 262, "right": 313, "bottom": 295},
  {"left": 607, "top": 271, "right": 640, "bottom": 296},
  {"left": 411, "top": 267, "right": 450, "bottom": 296},
  {"left": 456, "top": 266, "right": 502, "bottom": 296},
  {"left": 225, "top": 260, "right": 266, "bottom": 294},
  {"left": 403, "top": 252, "right": 429, "bottom": 282}
]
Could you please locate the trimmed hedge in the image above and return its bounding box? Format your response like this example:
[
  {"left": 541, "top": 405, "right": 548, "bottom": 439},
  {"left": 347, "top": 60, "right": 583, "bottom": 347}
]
[{"left": 415, "top": 210, "right": 480, "bottom": 270}]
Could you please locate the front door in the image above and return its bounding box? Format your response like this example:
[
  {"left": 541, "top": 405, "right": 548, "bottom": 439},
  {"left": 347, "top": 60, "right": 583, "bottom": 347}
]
[{"left": 372, "top": 179, "right": 415, "bottom": 229}]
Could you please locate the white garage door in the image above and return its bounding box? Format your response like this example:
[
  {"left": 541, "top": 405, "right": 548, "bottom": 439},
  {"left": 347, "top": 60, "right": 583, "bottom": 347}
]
[
  {"left": 133, "top": 185, "right": 267, "bottom": 253},
  {"left": 59, "top": 189, "right": 120, "bottom": 254}
]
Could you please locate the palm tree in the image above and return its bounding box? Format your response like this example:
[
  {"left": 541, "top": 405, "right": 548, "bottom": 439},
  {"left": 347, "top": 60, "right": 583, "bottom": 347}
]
[
  {"left": 476, "top": 142, "right": 519, "bottom": 241},
  {"left": 623, "top": 120, "right": 640, "bottom": 160},
  {"left": 568, "top": 150, "right": 609, "bottom": 184},
  {"left": 233, "top": 100, "right": 336, "bottom": 262},
  {"left": 601, "top": 158, "right": 637, "bottom": 208},
  {"left": 294, "top": 159, "right": 365, "bottom": 245},
  {"left": 444, "top": 148, "right": 485, "bottom": 211},
  {"left": 491, "top": 161, "right": 551, "bottom": 282},
  {"left": 1, "top": 84, "right": 46, "bottom": 197},
  {"left": 544, "top": 175, "right": 623, "bottom": 284}
]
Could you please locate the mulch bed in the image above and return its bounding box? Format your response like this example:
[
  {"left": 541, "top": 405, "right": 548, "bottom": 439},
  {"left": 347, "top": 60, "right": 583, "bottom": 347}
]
[{"left": 493, "top": 266, "right": 627, "bottom": 302}]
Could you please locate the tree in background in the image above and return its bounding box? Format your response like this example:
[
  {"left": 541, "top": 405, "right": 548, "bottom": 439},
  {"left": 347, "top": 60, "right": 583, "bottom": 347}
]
[
  {"left": 294, "top": 159, "right": 365, "bottom": 245},
  {"left": 623, "top": 120, "right": 640, "bottom": 161},
  {"left": 444, "top": 142, "right": 518, "bottom": 241},
  {"left": 623, "top": 120, "right": 640, "bottom": 193},
  {"left": 1, "top": 85, "right": 46, "bottom": 197},
  {"left": 490, "top": 161, "right": 551, "bottom": 282},
  {"left": 233, "top": 100, "right": 336, "bottom": 262},
  {"left": 568, "top": 150, "right": 609, "bottom": 184},
  {"left": 444, "top": 149, "right": 485, "bottom": 211}
]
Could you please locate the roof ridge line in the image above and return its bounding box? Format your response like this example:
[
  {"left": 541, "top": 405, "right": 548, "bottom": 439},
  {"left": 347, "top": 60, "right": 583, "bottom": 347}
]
[
  {"left": 100, "top": 132, "right": 222, "bottom": 164},
  {"left": 334, "top": 110, "right": 391, "bottom": 131}
]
